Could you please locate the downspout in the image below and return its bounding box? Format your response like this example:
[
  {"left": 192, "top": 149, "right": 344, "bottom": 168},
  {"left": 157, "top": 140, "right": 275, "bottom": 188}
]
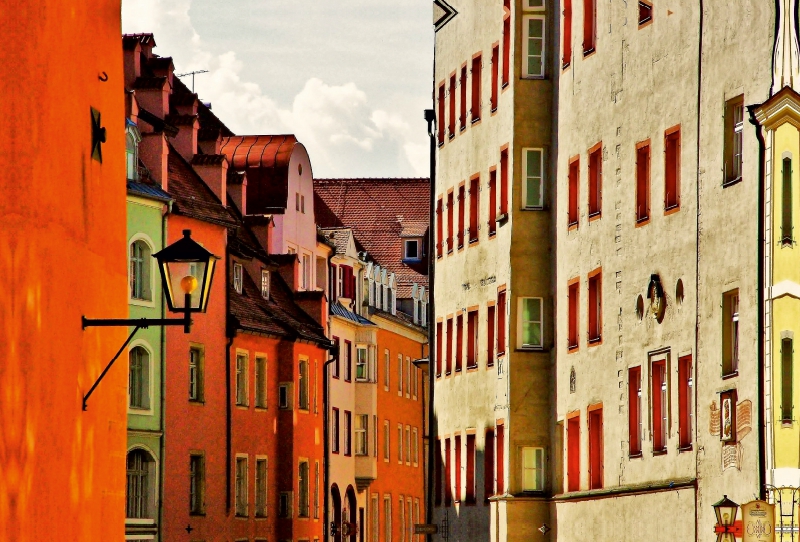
[
  {"left": 158, "top": 201, "right": 170, "bottom": 538},
  {"left": 748, "top": 105, "right": 767, "bottom": 501},
  {"left": 226, "top": 253, "right": 234, "bottom": 514},
  {"left": 424, "top": 108, "right": 437, "bottom": 540},
  {"left": 324, "top": 355, "right": 336, "bottom": 541},
  {"left": 694, "top": 2, "right": 703, "bottom": 538}
]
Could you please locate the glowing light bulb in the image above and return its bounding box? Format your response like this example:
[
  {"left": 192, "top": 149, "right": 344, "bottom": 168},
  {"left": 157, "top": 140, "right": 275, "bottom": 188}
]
[{"left": 180, "top": 275, "right": 198, "bottom": 294}]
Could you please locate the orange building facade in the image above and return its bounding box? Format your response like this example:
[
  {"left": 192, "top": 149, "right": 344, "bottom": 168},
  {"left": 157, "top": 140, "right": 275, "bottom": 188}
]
[{"left": 0, "top": 2, "right": 128, "bottom": 540}]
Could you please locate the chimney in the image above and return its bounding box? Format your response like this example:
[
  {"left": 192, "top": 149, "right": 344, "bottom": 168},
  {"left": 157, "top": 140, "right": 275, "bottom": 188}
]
[
  {"left": 191, "top": 155, "right": 228, "bottom": 206},
  {"left": 139, "top": 133, "right": 169, "bottom": 190},
  {"left": 277, "top": 257, "right": 298, "bottom": 292},
  {"left": 122, "top": 40, "right": 141, "bottom": 89},
  {"left": 295, "top": 291, "right": 327, "bottom": 328},
  {"left": 227, "top": 170, "right": 247, "bottom": 215},
  {"left": 134, "top": 78, "right": 170, "bottom": 119},
  {"left": 198, "top": 130, "right": 222, "bottom": 155},
  {"left": 172, "top": 116, "right": 199, "bottom": 162}
]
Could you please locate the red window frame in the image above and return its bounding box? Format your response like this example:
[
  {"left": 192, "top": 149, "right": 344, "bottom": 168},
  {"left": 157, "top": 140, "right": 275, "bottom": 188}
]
[
  {"left": 664, "top": 126, "right": 681, "bottom": 212},
  {"left": 446, "top": 317, "right": 453, "bottom": 375},
  {"left": 454, "top": 434, "right": 462, "bottom": 501},
  {"left": 471, "top": 55, "right": 482, "bottom": 123},
  {"left": 444, "top": 437, "right": 452, "bottom": 506},
  {"left": 460, "top": 65, "right": 468, "bottom": 131},
  {"left": 678, "top": 355, "right": 693, "bottom": 449},
  {"left": 344, "top": 410, "right": 352, "bottom": 456},
  {"left": 344, "top": 339, "right": 352, "bottom": 382},
  {"left": 588, "top": 268, "right": 602, "bottom": 344},
  {"left": 497, "top": 290, "right": 507, "bottom": 356},
  {"left": 484, "top": 429, "right": 495, "bottom": 501},
  {"left": 563, "top": 0, "right": 573, "bottom": 68},
  {"left": 437, "top": 82, "right": 445, "bottom": 145},
  {"left": 332, "top": 407, "right": 340, "bottom": 454},
  {"left": 465, "top": 434, "right": 476, "bottom": 504},
  {"left": 467, "top": 309, "right": 478, "bottom": 369},
  {"left": 332, "top": 336, "right": 340, "bottom": 379},
  {"left": 489, "top": 168, "right": 497, "bottom": 235},
  {"left": 566, "top": 413, "right": 580, "bottom": 492},
  {"left": 500, "top": 147, "right": 509, "bottom": 216},
  {"left": 583, "top": 0, "right": 596, "bottom": 55},
  {"left": 568, "top": 156, "right": 579, "bottom": 228},
  {"left": 496, "top": 423, "right": 505, "bottom": 494},
  {"left": 651, "top": 359, "right": 667, "bottom": 452},
  {"left": 588, "top": 405, "right": 603, "bottom": 490},
  {"left": 491, "top": 44, "right": 499, "bottom": 111},
  {"left": 469, "top": 175, "right": 479, "bottom": 243},
  {"left": 436, "top": 321, "right": 443, "bottom": 377},
  {"left": 487, "top": 304, "right": 496, "bottom": 368},
  {"left": 448, "top": 73, "right": 456, "bottom": 139},
  {"left": 636, "top": 140, "right": 651, "bottom": 224},
  {"left": 457, "top": 184, "right": 465, "bottom": 249},
  {"left": 628, "top": 367, "right": 642, "bottom": 456},
  {"left": 567, "top": 278, "right": 579, "bottom": 351},
  {"left": 455, "top": 313, "right": 464, "bottom": 372},
  {"left": 447, "top": 191, "right": 454, "bottom": 252},
  {"left": 502, "top": 9, "right": 511, "bottom": 86},
  {"left": 436, "top": 197, "right": 443, "bottom": 258},
  {"left": 435, "top": 439, "right": 443, "bottom": 505},
  {"left": 588, "top": 142, "right": 602, "bottom": 218}
]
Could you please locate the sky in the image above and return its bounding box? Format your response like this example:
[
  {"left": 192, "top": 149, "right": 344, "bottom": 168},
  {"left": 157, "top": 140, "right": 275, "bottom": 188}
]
[{"left": 121, "top": 0, "right": 434, "bottom": 178}]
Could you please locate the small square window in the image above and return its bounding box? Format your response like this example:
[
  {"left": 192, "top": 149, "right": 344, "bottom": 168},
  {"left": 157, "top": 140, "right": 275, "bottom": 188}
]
[
  {"left": 233, "top": 262, "right": 243, "bottom": 294},
  {"left": 404, "top": 239, "right": 421, "bottom": 260},
  {"left": 279, "top": 383, "right": 292, "bottom": 410},
  {"left": 521, "top": 446, "right": 545, "bottom": 491},
  {"left": 261, "top": 270, "right": 270, "bottom": 299}
]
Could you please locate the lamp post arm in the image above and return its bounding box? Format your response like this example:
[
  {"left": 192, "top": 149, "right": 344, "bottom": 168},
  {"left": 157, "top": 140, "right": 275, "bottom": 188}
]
[{"left": 82, "top": 325, "right": 142, "bottom": 411}]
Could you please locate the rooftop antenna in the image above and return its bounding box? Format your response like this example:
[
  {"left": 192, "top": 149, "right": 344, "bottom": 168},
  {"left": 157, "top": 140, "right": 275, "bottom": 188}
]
[{"left": 176, "top": 70, "right": 209, "bottom": 93}]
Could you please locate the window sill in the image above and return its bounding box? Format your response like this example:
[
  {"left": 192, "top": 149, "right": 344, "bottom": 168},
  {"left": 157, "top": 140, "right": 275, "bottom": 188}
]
[
  {"left": 402, "top": 258, "right": 423, "bottom": 264},
  {"left": 438, "top": 141, "right": 445, "bottom": 148},
  {"left": 721, "top": 371, "right": 739, "bottom": 381},
  {"left": 781, "top": 420, "right": 793, "bottom": 427},
  {"left": 568, "top": 221, "right": 578, "bottom": 231},
  {"left": 664, "top": 204, "right": 680, "bottom": 216},
  {"left": 583, "top": 47, "right": 596, "bottom": 57},
  {"left": 562, "top": 61, "right": 571, "bottom": 70},
  {"left": 567, "top": 345, "right": 579, "bottom": 353},
  {"left": 190, "top": 511, "right": 206, "bottom": 517},
  {"left": 588, "top": 336, "right": 602, "bottom": 346},
  {"left": 781, "top": 238, "right": 795, "bottom": 248},
  {"left": 638, "top": 17, "right": 653, "bottom": 28},
  {"left": 449, "top": 133, "right": 455, "bottom": 140},
  {"left": 497, "top": 213, "right": 509, "bottom": 224},
  {"left": 460, "top": 125, "right": 467, "bottom": 133},
  {"left": 588, "top": 211, "right": 601, "bottom": 221},
  {"left": 678, "top": 445, "right": 693, "bottom": 453},
  {"left": 628, "top": 452, "right": 643, "bottom": 459},
  {"left": 652, "top": 449, "right": 668, "bottom": 457},
  {"left": 518, "top": 345, "right": 544, "bottom": 351},
  {"left": 722, "top": 177, "right": 742, "bottom": 188},
  {"left": 491, "top": 106, "right": 498, "bottom": 114},
  {"left": 502, "top": 81, "right": 509, "bottom": 89},
  {"left": 466, "top": 364, "right": 479, "bottom": 371},
  {"left": 635, "top": 217, "right": 650, "bottom": 227},
  {"left": 189, "top": 399, "right": 205, "bottom": 405},
  {"left": 522, "top": 205, "right": 545, "bottom": 211},
  {"left": 471, "top": 117, "right": 481, "bottom": 125},
  {"left": 469, "top": 238, "right": 479, "bottom": 245}
]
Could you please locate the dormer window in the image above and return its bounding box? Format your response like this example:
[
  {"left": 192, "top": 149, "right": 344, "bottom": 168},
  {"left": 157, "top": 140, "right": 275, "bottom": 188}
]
[
  {"left": 233, "top": 263, "right": 243, "bottom": 294},
  {"left": 126, "top": 123, "right": 141, "bottom": 181},
  {"left": 403, "top": 239, "right": 421, "bottom": 261},
  {"left": 261, "top": 269, "right": 270, "bottom": 299}
]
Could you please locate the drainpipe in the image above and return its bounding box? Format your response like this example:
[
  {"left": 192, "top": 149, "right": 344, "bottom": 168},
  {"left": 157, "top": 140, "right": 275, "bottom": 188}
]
[
  {"left": 226, "top": 252, "right": 234, "bottom": 514},
  {"left": 749, "top": 105, "right": 767, "bottom": 501},
  {"left": 424, "top": 108, "right": 437, "bottom": 540},
  {"left": 694, "top": 2, "right": 703, "bottom": 539},
  {"left": 324, "top": 354, "right": 337, "bottom": 541},
  {"left": 158, "top": 202, "right": 170, "bottom": 539}
]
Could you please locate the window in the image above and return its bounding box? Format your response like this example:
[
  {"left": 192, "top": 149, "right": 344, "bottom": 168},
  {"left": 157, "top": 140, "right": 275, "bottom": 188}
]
[
  {"left": 460, "top": 65, "right": 468, "bottom": 130},
  {"left": 588, "top": 406, "right": 603, "bottom": 489},
  {"left": 233, "top": 262, "right": 243, "bottom": 294},
  {"left": 129, "top": 346, "right": 150, "bottom": 410},
  {"left": 567, "top": 279, "right": 579, "bottom": 350},
  {"left": 385, "top": 495, "right": 393, "bottom": 542},
  {"left": 588, "top": 143, "right": 602, "bottom": 217},
  {"left": 523, "top": 16, "right": 546, "bottom": 77},
  {"left": 406, "top": 357, "right": 412, "bottom": 397},
  {"left": 455, "top": 313, "right": 464, "bottom": 372},
  {"left": 436, "top": 197, "right": 443, "bottom": 258},
  {"left": 500, "top": 148, "right": 509, "bottom": 216},
  {"left": 471, "top": 55, "right": 482, "bottom": 122},
  {"left": 332, "top": 408, "right": 340, "bottom": 453},
  {"left": 404, "top": 239, "right": 421, "bottom": 261},
  {"left": 384, "top": 349, "right": 391, "bottom": 389},
  {"left": 638, "top": 0, "right": 653, "bottom": 26},
  {"left": 405, "top": 425, "right": 411, "bottom": 465},
  {"left": 520, "top": 298, "right": 543, "bottom": 349},
  {"left": 783, "top": 157, "right": 794, "bottom": 244},
  {"left": 484, "top": 429, "right": 495, "bottom": 501},
  {"left": 720, "top": 389, "right": 737, "bottom": 442},
  {"left": 437, "top": 82, "right": 445, "bottom": 145},
  {"left": 279, "top": 491, "right": 292, "bottom": 518},
  {"left": 436, "top": 321, "right": 443, "bottom": 377},
  {"left": 678, "top": 356, "right": 693, "bottom": 448},
  {"left": 628, "top": 367, "right": 642, "bottom": 455},
  {"left": 316, "top": 256, "right": 326, "bottom": 291},
  {"left": 371, "top": 494, "right": 380, "bottom": 542},
  {"left": 497, "top": 290, "right": 507, "bottom": 356},
  {"left": 487, "top": 305, "right": 496, "bottom": 367},
  {"left": 566, "top": 415, "right": 580, "bottom": 491},
  {"left": 255, "top": 457, "right": 267, "bottom": 517},
  {"left": 444, "top": 438, "right": 452, "bottom": 505},
  {"left": 126, "top": 126, "right": 140, "bottom": 181},
  {"left": 583, "top": 0, "right": 596, "bottom": 54},
  {"left": 722, "top": 289, "right": 740, "bottom": 375},
  {"left": 384, "top": 420, "right": 390, "bottom": 461},
  {"left": 783, "top": 337, "right": 794, "bottom": 422},
  {"left": 651, "top": 358, "right": 668, "bottom": 452},
  {"left": 398, "top": 353, "right": 404, "bottom": 394},
  {"left": 457, "top": 185, "right": 465, "bottom": 249},
  {"left": 344, "top": 411, "right": 352, "bottom": 456},
  {"left": 636, "top": 141, "right": 651, "bottom": 223},
  {"left": 588, "top": 269, "right": 602, "bottom": 344},
  {"left": 332, "top": 337, "right": 340, "bottom": 379},
  {"left": 563, "top": 0, "right": 573, "bottom": 67},
  {"left": 398, "top": 424, "right": 404, "bottom": 463},
  {"left": 454, "top": 435, "right": 462, "bottom": 501},
  {"left": 568, "top": 157, "right": 579, "bottom": 227},
  {"left": 130, "top": 240, "right": 152, "bottom": 301},
  {"left": 236, "top": 353, "right": 248, "bottom": 406},
  {"left": 278, "top": 383, "right": 291, "bottom": 409},
  {"left": 522, "top": 447, "right": 544, "bottom": 492},
  {"left": 189, "top": 346, "right": 203, "bottom": 402},
  {"left": 126, "top": 449, "right": 155, "bottom": 519},
  {"left": 235, "top": 456, "right": 248, "bottom": 517},
  {"left": 414, "top": 501, "right": 420, "bottom": 542},
  {"left": 465, "top": 434, "right": 476, "bottom": 503},
  {"left": 447, "top": 191, "right": 454, "bottom": 252},
  {"left": 664, "top": 127, "right": 681, "bottom": 211},
  {"left": 446, "top": 318, "right": 453, "bottom": 374},
  {"left": 413, "top": 427, "right": 419, "bottom": 465},
  {"left": 298, "top": 460, "right": 310, "bottom": 517},
  {"left": 467, "top": 309, "right": 478, "bottom": 368},
  {"left": 489, "top": 168, "right": 498, "bottom": 235},
  {"left": 255, "top": 356, "right": 267, "bottom": 408},
  {"left": 299, "top": 359, "right": 309, "bottom": 410},
  {"left": 261, "top": 269, "right": 270, "bottom": 299},
  {"left": 434, "top": 440, "right": 443, "bottom": 505},
  {"left": 491, "top": 44, "right": 499, "bottom": 111},
  {"left": 344, "top": 340, "right": 352, "bottom": 382},
  {"left": 724, "top": 96, "right": 744, "bottom": 184},
  {"left": 469, "top": 175, "right": 479, "bottom": 243},
  {"left": 399, "top": 497, "right": 405, "bottom": 542},
  {"left": 302, "top": 254, "right": 311, "bottom": 290},
  {"left": 355, "top": 347, "right": 369, "bottom": 382},
  {"left": 503, "top": 7, "right": 511, "bottom": 85},
  {"left": 496, "top": 424, "right": 505, "bottom": 494},
  {"left": 356, "top": 414, "right": 368, "bottom": 456},
  {"left": 374, "top": 414, "right": 379, "bottom": 457},
  {"left": 190, "top": 453, "right": 205, "bottom": 515},
  {"left": 523, "top": 149, "right": 544, "bottom": 209},
  {"left": 448, "top": 73, "right": 456, "bottom": 138}
]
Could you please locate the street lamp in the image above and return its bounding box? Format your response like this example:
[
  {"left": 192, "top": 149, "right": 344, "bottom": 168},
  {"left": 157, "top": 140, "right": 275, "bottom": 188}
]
[
  {"left": 81, "top": 229, "right": 219, "bottom": 410},
  {"left": 712, "top": 495, "right": 739, "bottom": 542}
]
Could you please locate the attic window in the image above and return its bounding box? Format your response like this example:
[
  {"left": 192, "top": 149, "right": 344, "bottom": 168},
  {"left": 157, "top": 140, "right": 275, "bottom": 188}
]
[
  {"left": 233, "top": 263, "right": 243, "bottom": 294},
  {"left": 638, "top": 1, "right": 652, "bottom": 26},
  {"left": 261, "top": 269, "right": 270, "bottom": 299},
  {"left": 404, "top": 239, "right": 421, "bottom": 261}
]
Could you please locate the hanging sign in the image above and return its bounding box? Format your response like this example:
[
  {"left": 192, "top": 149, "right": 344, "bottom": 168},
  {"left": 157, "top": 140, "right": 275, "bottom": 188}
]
[{"left": 742, "top": 500, "right": 775, "bottom": 542}]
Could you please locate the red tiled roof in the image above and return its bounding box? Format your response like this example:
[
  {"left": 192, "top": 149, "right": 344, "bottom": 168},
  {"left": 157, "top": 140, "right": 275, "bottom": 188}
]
[
  {"left": 133, "top": 76, "right": 167, "bottom": 90},
  {"left": 314, "top": 178, "right": 430, "bottom": 298},
  {"left": 123, "top": 33, "right": 156, "bottom": 50},
  {"left": 167, "top": 145, "right": 236, "bottom": 227},
  {"left": 191, "top": 154, "right": 228, "bottom": 166},
  {"left": 219, "top": 135, "right": 299, "bottom": 214}
]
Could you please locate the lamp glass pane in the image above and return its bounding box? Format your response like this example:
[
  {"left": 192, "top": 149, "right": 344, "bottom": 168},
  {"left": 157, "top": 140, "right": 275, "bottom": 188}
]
[{"left": 165, "top": 261, "right": 207, "bottom": 310}]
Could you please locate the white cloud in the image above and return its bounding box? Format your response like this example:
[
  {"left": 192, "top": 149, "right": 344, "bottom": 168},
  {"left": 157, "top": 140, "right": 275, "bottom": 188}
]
[{"left": 122, "top": 0, "right": 428, "bottom": 178}]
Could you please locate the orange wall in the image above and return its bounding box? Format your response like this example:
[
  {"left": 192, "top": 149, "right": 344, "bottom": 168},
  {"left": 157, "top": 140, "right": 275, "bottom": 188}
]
[{"left": 0, "top": 1, "right": 128, "bottom": 540}]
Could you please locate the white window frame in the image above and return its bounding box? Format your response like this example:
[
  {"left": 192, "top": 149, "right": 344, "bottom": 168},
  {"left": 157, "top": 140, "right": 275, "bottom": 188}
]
[
  {"left": 356, "top": 346, "right": 369, "bottom": 382},
  {"left": 255, "top": 456, "right": 268, "bottom": 517},
  {"left": 405, "top": 356, "right": 411, "bottom": 398},
  {"left": 523, "top": 15, "right": 547, "bottom": 79},
  {"left": 518, "top": 297, "right": 544, "bottom": 349},
  {"left": 235, "top": 454, "right": 249, "bottom": 517},
  {"left": 189, "top": 344, "right": 204, "bottom": 402},
  {"left": 397, "top": 424, "right": 404, "bottom": 463},
  {"left": 523, "top": 0, "right": 546, "bottom": 9},
  {"left": 397, "top": 354, "right": 403, "bottom": 395},
  {"left": 405, "top": 425, "right": 411, "bottom": 466},
  {"left": 384, "top": 349, "right": 390, "bottom": 390},
  {"left": 355, "top": 414, "right": 369, "bottom": 456},
  {"left": 384, "top": 420, "right": 390, "bottom": 461},
  {"left": 403, "top": 239, "right": 421, "bottom": 261},
  {"left": 302, "top": 253, "right": 312, "bottom": 291},
  {"left": 279, "top": 382, "right": 293, "bottom": 410},
  {"left": 412, "top": 427, "right": 419, "bottom": 465},
  {"left": 255, "top": 355, "right": 267, "bottom": 409},
  {"left": 298, "top": 459, "right": 310, "bottom": 518},
  {"left": 233, "top": 262, "right": 243, "bottom": 294},
  {"left": 261, "top": 269, "right": 271, "bottom": 299},
  {"left": 189, "top": 452, "right": 205, "bottom": 515},
  {"left": 384, "top": 495, "right": 392, "bottom": 542},
  {"left": 235, "top": 351, "right": 249, "bottom": 406},
  {"left": 126, "top": 446, "right": 158, "bottom": 521},
  {"left": 522, "top": 148, "right": 545, "bottom": 209},
  {"left": 521, "top": 446, "right": 545, "bottom": 492},
  {"left": 128, "top": 234, "right": 156, "bottom": 306},
  {"left": 298, "top": 358, "right": 309, "bottom": 411},
  {"left": 126, "top": 124, "right": 141, "bottom": 181},
  {"left": 128, "top": 341, "right": 154, "bottom": 414}
]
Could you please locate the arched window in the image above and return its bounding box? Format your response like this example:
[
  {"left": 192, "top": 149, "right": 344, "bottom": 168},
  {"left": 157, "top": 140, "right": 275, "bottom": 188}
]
[
  {"left": 130, "top": 240, "right": 152, "bottom": 301},
  {"left": 126, "top": 125, "right": 140, "bottom": 181},
  {"left": 129, "top": 346, "right": 150, "bottom": 409},
  {"left": 126, "top": 449, "right": 155, "bottom": 519}
]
